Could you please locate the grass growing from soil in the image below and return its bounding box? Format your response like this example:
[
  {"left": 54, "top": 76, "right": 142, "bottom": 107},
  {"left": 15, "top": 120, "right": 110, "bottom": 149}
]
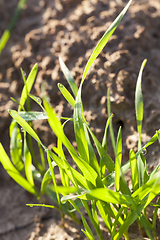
[{"left": 1, "top": 0, "right": 160, "bottom": 239}]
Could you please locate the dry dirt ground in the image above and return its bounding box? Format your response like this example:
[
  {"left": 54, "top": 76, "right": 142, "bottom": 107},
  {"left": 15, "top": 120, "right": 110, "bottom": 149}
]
[{"left": 0, "top": 0, "right": 160, "bottom": 239}]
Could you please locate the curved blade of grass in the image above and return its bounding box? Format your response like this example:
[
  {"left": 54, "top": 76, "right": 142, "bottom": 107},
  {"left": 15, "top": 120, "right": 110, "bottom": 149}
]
[
  {"left": 28, "top": 93, "right": 45, "bottom": 111},
  {"left": 82, "top": 0, "right": 132, "bottom": 83},
  {"left": 63, "top": 188, "right": 135, "bottom": 208},
  {"left": 58, "top": 83, "right": 75, "bottom": 108},
  {"left": 130, "top": 149, "right": 139, "bottom": 192},
  {"left": 96, "top": 200, "right": 112, "bottom": 234},
  {"left": 69, "top": 199, "right": 95, "bottom": 240},
  {"left": 9, "top": 110, "right": 44, "bottom": 147},
  {"left": 18, "top": 111, "right": 48, "bottom": 121},
  {"left": 26, "top": 203, "right": 59, "bottom": 210},
  {"left": 135, "top": 59, "right": 147, "bottom": 187},
  {"left": 114, "top": 202, "right": 146, "bottom": 240},
  {"left": 115, "top": 127, "right": 122, "bottom": 192},
  {"left": 83, "top": 124, "right": 101, "bottom": 176},
  {"left": 73, "top": 92, "right": 89, "bottom": 163},
  {"left": 0, "top": 143, "right": 38, "bottom": 196},
  {"left": 107, "top": 89, "right": 116, "bottom": 156},
  {"left": 0, "top": 0, "right": 27, "bottom": 54},
  {"left": 59, "top": 55, "right": 78, "bottom": 97},
  {"left": 24, "top": 131, "right": 34, "bottom": 186},
  {"left": 100, "top": 114, "right": 113, "bottom": 178},
  {"left": 18, "top": 63, "right": 38, "bottom": 112},
  {"left": 10, "top": 121, "right": 24, "bottom": 171},
  {"left": 135, "top": 59, "right": 147, "bottom": 143},
  {"left": 87, "top": 125, "right": 115, "bottom": 173}
]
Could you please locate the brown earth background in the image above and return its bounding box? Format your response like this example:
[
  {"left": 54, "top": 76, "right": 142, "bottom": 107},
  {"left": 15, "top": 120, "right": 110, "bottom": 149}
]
[{"left": 0, "top": 0, "right": 160, "bottom": 239}]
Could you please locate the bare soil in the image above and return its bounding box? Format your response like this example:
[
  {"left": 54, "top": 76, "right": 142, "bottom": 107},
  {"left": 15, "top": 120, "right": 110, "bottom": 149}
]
[{"left": 0, "top": 0, "right": 160, "bottom": 239}]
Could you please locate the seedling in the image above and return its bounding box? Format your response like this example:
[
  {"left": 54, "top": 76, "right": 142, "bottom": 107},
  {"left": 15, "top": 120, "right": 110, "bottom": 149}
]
[{"left": 1, "top": 0, "right": 160, "bottom": 239}]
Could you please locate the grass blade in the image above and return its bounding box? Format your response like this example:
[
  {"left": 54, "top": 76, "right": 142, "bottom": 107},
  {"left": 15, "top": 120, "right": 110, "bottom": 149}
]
[
  {"left": 115, "top": 127, "right": 122, "bottom": 192},
  {"left": 0, "top": 143, "right": 38, "bottom": 196},
  {"left": 135, "top": 59, "right": 147, "bottom": 187},
  {"left": 82, "top": 0, "right": 132, "bottom": 83},
  {"left": 130, "top": 149, "right": 139, "bottom": 192},
  {"left": 10, "top": 121, "right": 24, "bottom": 171},
  {"left": 9, "top": 110, "right": 44, "bottom": 146},
  {"left": 18, "top": 64, "right": 38, "bottom": 112},
  {"left": 18, "top": 111, "right": 48, "bottom": 121},
  {"left": 59, "top": 55, "right": 78, "bottom": 97},
  {"left": 58, "top": 83, "right": 75, "bottom": 108}
]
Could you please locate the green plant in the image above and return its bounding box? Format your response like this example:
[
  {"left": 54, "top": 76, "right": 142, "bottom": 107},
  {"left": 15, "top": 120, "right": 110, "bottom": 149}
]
[{"left": 1, "top": 0, "right": 160, "bottom": 239}]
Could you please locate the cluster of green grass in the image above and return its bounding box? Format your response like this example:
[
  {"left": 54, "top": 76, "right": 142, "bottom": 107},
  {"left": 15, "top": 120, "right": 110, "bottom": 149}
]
[{"left": 1, "top": 0, "right": 160, "bottom": 239}]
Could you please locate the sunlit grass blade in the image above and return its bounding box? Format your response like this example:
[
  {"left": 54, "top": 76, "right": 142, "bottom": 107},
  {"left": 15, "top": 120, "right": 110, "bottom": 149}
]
[
  {"left": 48, "top": 150, "right": 88, "bottom": 189},
  {"left": 130, "top": 149, "right": 139, "bottom": 192},
  {"left": 115, "top": 127, "right": 122, "bottom": 192},
  {"left": 69, "top": 199, "right": 95, "bottom": 240},
  {"left": 0, "top": 143, "right": 38, "bottom": 196},
  {"left": 46, "top": 150, "right": 64, "bottom": 220},
  {"left": 73, "top": 92, "right": 89, "bottom": 163},
  {"left": 83, "top": 124, "right": 101, "bottom": 176},
  {"left": 23, "top": 131, "right": 34, "bottom": 186},
  {"left": 28, "top": 93, "right": 45, "bottom": 111},
  {"left": 65, "top": 188, "right": 135, "bottom": 208},
  {"left": 135, "top": 59, "right": 147, "bottom": 187},
  {"left": 111, "top": 206, "right": 126, "bottom": 240},
  {"left": 26, "top": 203, "right": 59, "bottom": 210},
  {"left": 96, "top": 201, "right": 112, "bottom": 234},
  {"left": 10, "top": 121, "right": 24, "bottom": 171},
  {"left": 58, "top": 83, "right": 75, "bottom": 108},
  {"left": 107, "top": 89, "right": 116, "bottom": 156},
  {"left": 18, "top": 63, "right": 38, "bottom": 112},
  {"left": 87, "top": 125, "right": 115, "bottom": 173},
  {"left": 135, "top": 59, "right": 147, "bottom": 144},
  {"left": 9, "top": 110, "right": 44, "bottom": 147},
  {"left": 114, "top": 203, "right": 146, "bottom": 240},
  {"left": 91, "top": 200, "right": 103, "bottom": 240},
  {"left": 0, "top": 0, "right": 27, "bottom": 54},
  {"left": 82, "top": 0, "right": 132, "bottom": 83},
  {"left": 100, "top": 114, "right": 113, "bottom": 178},
  {"left": 18, "top": 111, "right": 48, "bottom": 121},
  {"left": 102, "top": 114, "right": 113, "bottom": 151},
  {"left": 59, "top": 55, "right": 78, "bottom": 97}
]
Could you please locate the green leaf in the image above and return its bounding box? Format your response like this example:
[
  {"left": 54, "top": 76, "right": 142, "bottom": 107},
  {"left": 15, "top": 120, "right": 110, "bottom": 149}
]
[
  {"left": 58, "top": 83, "right": 75, "bottom": 108},
  {"left": 10, "top": 121, "right": 24, "bottom": 171},
  {"left": 26, "top": 203, "right": 59, "bottom": 210},
  {"left": 135, "top": 59, "right": 147, "bottom": 187},
  {"left": 18, "top": 63, "right": 38, "bottom": 111},
  {"left": 87, "top": 126, "right": 115, "bottom": 174},
  {"left": 73, "top": 92, "right": 89, "bottom": 163},
  {"left": 83, "top": 124, "right": 101, "bottom": 176},
  {"left": 135, "top": 59, "right": 147, "bottom": 142},
  {"left": 0, "top": 143, "right": 38, "bottom": 196},
  {"left": 18, "top": 111, "right": 48, "bottom": 121},
  {"left": 69, "top": 199, "right": 95, "bottom": 240},
  {"left": 107, "top": 89, "right": 116, "bottom": 156},
  {"left": 24, "top": 131, "right": 34, "bottom": 186},
  {"left": 114, "top": 202, "right": 146, "bottom": 240},
  {"left": 59, "top": 55, "right": 78, "bottom": 97},
  {"left": 115, "top": 127, "right": 122, "bottom": 192},
  {"left": 82, "top": 0, "right": 132, "bottom": 83},
  {"left": 28, "top": 93, "right": 45, "bottom": 111},
  {"left": 130, "top": 149, "right": 139, "bottom": 192},
  {"left": 9, "top": 110, "right": 44, "bottom": 147}
]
